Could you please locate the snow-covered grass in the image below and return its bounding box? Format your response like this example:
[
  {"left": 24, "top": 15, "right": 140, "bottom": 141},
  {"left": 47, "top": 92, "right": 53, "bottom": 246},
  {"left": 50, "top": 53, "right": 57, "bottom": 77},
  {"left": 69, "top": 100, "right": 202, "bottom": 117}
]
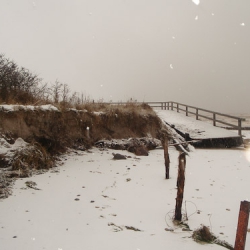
[
  {"left": 0, "top": 145, "right": 249, "bottom": 250},
  {"left": 0, "top": 104, "right": 59, "bottom": 112}
]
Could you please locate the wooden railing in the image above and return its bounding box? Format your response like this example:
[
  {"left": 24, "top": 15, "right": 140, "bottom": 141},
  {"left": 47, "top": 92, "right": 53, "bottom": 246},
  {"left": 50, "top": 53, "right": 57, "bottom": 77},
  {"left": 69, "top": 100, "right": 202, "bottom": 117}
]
[{"left": 145, "top": 101, "right": 247, "bottom": 136}]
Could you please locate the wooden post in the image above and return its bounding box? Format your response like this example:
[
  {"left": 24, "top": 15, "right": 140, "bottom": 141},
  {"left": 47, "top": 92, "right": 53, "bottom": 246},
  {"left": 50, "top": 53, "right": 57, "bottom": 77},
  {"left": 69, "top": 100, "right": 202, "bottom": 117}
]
[
  {"left": 174, "top": 152, "right": 186, "bottom": 221},
  {"left": 238, "top": 119, "right": 242, "bottom": 136},
  {"left": 161, "top": 133, "right": 170, "bottom": 179},
  {"left": 196, "top": 108, "right": 199, "bottom": 120},
  {"left": 213, "top": 113, "right": 216, "bottom": 126},
  {"left": 186, "top": 106, "right": 188, "bottom": 116},
  {"left": 234, "top": 200, "right": 250, "bottom": 250},
  {"left": 163, "top": 138, "right": 170, "bottom": 179}
]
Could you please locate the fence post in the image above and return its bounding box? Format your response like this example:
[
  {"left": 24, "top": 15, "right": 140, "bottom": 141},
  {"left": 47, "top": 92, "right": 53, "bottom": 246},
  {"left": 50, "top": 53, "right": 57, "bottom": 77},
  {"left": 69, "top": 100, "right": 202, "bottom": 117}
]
[
  {"left": 234, "top": 200, "right": 250, "bottom": 250},
  {"left": 213, "top": 113, "right": 216, "bottom": 126},
  {"left": 163, "top": 138, "right": 170, "bottom": 179},
  {"left": 174, "top": 153, "right": 186, "bottom": 221},
  {"left": 186, "top": 106, "right": 188, "bottom": 116},
  {"left": 164, "top": 102, "right": 166, "bottom": 110},
  {"left": 196, "top": 108, "right": 199, "bottom": 120},
  {"left": 238, "top": 119, "right": 242, "bottom": 136},
  {"left": 171, "top": 102, "right": 173, "bottom": 111},
  {"left": 177, "top": 103, "right": 179, "bottom": 112},
  {"left": 160, "top": 132, "right": 170, "bottom": 179},
  {"left": 167, "top": 102, "right": 169, "bottom": 110}
]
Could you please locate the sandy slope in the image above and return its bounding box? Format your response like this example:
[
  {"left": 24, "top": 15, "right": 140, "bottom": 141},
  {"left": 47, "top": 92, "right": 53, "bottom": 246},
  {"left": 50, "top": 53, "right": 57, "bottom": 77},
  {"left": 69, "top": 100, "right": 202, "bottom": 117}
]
[{"left": 1, "top": 145, "right": 250, "bottom": 250}]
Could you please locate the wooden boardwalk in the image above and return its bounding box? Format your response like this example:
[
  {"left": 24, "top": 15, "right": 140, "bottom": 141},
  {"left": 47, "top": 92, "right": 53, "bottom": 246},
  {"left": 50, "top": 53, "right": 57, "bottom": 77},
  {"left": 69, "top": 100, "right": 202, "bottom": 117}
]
[{"left": 156, "top": 110, "right": 243, "bottom": 148}]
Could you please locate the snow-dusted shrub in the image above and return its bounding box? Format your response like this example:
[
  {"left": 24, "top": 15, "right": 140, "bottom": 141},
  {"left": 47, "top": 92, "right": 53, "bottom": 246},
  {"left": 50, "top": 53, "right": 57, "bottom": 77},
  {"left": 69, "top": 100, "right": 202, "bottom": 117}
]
[{"left": 11, "top": 142, "right": 54, "bottom": 176}]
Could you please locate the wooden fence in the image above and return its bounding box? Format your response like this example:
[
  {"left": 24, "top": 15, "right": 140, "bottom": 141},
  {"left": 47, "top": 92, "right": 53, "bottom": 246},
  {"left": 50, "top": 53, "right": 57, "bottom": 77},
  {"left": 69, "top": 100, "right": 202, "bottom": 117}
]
[{"left": 145, "top": 101, "right": 247, "bottom": 136}]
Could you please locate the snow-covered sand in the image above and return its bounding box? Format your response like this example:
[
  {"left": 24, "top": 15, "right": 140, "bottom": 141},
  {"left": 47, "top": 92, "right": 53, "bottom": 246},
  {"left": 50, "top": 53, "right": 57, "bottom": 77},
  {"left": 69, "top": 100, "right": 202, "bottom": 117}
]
[{"left": 1, "top": 145, "right": 250, "bottom": 250}]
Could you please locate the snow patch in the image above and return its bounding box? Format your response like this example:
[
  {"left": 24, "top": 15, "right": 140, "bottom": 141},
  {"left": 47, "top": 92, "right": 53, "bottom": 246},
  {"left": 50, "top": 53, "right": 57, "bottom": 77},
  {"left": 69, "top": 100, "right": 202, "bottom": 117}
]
[
  {"left": 0, "top": 104, "right": 58, "bottom": 112},
  {"left": 0, "top": 138, "right": 28, "bottom": 156},
  {"left": 38, "top": 104, "right": 59, "bottom": 111},
  {"left": 93, "top": 111, "right": 106, "bottom": 115}
]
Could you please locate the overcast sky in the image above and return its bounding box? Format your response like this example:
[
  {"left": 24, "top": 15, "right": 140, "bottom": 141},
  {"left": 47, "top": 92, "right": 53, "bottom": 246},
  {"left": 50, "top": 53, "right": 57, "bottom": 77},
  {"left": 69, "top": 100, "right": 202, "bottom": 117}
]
[{"left": 0, "top": 0, "right": 249, "bottom": 113}]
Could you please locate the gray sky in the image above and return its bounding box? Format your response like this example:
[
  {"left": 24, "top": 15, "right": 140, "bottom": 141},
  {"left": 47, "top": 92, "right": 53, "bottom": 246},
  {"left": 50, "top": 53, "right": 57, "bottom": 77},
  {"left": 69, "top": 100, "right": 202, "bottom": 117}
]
[{"left": 1, "top": 0, "right": 250, "bottom": 113}]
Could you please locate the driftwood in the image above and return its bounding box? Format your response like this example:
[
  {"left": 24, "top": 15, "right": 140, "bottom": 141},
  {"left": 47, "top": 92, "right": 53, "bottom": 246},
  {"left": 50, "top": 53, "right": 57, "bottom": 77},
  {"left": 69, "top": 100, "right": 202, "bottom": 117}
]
[
  {"left": 161, "top": 121, "right": 190, "bottom": 154},
  {"left": 169, "top": 140, "right": 201, "bottom": 147}
]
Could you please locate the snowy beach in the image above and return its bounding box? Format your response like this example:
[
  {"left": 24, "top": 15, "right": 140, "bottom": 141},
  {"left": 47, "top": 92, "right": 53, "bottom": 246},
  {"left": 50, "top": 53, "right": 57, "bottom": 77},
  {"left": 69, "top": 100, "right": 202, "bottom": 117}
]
[
  {"left": 1, "top": 1, "right": 250, "bottom": 248},
  {"left": 0, "top": 145, "right": 250, "bottom": 250}
]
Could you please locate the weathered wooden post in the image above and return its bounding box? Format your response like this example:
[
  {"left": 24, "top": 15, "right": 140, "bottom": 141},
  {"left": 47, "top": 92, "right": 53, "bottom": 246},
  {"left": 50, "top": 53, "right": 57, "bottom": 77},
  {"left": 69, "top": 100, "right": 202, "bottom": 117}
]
[
  {"left": 163, "top": 139, "right": 170, "bottom": 179},
  {"left": 185, "top": 106, "right": 188, "bottom": 116},
  {"left": 238, "top": 119, "right": 242, "bottom": 136},
  {"left": 234, "top": 200, "right": 250, "bottom": 250},
  {"left": 213, "top": 113, "right": 216, "bottom": 126},
  {"left": 196, "top": 108, "right": 199, "bottom": 120},
  {"left": 174, "top": 152, "right": 186, "bottom": 221},
  {"left": 160, "top": 131, "right": 170, "bottom": 179}
]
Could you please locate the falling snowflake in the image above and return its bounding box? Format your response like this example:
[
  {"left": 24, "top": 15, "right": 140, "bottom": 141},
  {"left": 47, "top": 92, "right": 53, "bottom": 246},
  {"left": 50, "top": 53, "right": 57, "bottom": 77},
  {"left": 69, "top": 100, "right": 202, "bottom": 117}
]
[
  {"left": 192, "top": 0, "right": 200, "bottom": 5},
  {"left": 240, "top": 23, "right": 245, "bottom": 26},
  {"left": 195, "top": 16, "right": 199, "bottom": 20},
  {"left": 170, "top": 64, "right": 173, "bottom": 69}
]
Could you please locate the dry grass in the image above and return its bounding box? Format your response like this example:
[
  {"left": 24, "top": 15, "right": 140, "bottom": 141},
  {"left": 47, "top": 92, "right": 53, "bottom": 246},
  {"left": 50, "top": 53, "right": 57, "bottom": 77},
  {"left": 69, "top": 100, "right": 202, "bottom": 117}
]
[
  {"left": 192, "top": 225, "right": 233, "bottom": 249},
  {"left": 11, "top": 142, "right": 54, "bottom": 177},
  {"left": 192, "top": 225, "right": 216, "bottom": 243}
]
